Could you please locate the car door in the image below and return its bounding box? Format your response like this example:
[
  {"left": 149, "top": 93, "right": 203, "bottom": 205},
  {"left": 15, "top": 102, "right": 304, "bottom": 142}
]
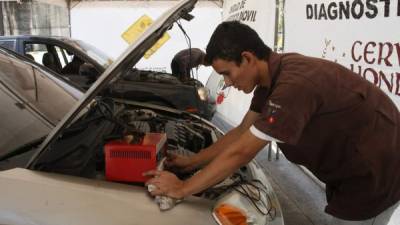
[{"left": 0, "top": 51, "right": 78, "bottom": 125}]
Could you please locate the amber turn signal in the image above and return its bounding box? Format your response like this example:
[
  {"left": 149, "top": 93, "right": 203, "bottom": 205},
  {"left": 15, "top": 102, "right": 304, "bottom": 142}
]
[{"left": 213, "top": 203, "right": 248, "bottom": 225}]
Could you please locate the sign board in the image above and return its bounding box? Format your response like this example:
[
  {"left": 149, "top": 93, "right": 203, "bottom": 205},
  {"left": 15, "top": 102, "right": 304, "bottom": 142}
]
[{"left": 284, "top": 0, "right": 400, "bottom": 108}]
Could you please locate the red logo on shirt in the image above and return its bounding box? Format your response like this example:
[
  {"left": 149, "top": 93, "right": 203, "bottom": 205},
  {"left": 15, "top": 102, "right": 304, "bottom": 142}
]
[
  {"left": 267, "top": 116, "right": 275, "bottom": 124},
  {"left": 266, "top": 100, "right": 280, "bottom": 124}
]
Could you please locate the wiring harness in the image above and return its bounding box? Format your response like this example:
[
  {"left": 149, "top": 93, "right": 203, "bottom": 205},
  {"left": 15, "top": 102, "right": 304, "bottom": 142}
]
[{"left": 203, "top": 173, "right": 277, "bottom": 221}]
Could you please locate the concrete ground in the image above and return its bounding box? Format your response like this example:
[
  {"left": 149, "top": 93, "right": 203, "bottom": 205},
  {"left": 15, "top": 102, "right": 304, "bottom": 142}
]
[{"left": 256, "top": 148, "right": 334, "bottom": 225}]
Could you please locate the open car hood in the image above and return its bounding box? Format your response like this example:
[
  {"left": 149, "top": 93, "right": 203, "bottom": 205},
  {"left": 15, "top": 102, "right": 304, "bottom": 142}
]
[{"left": 27, "top": 0, "right": 198, "bottom": 167}]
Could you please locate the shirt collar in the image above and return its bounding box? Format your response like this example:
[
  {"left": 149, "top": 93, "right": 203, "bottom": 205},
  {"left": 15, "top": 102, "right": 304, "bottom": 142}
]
[
  {"left": 267, "top": 52, "right": 282, "bottom": 87},
  {"left": 258, "top": 52, "right": 282, "bottom": 92}
]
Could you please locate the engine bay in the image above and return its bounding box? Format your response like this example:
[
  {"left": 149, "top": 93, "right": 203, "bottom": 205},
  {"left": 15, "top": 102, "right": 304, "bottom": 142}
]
[
  {"left": 30, "top": 99, "right": 277, "bottom": 213},
  {"left": 22, "top": 98, "right": 276, "bottom": 220},
  {"left": 33, "top": 98, "right": 219, "bottom": 180}
]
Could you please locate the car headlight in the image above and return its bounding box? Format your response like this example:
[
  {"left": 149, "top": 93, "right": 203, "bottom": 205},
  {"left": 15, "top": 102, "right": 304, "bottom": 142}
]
[{"left": 197, "top": 87, "right": 209, "bottom": 101}]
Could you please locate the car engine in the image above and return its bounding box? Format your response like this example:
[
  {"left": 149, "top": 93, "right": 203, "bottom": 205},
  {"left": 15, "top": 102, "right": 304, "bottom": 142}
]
[
  {"left": 29, "top": 98, "right": 275, "bottom": 218},
  {"left": 33, "top": 98, "right": 221, "bottom": 181}
]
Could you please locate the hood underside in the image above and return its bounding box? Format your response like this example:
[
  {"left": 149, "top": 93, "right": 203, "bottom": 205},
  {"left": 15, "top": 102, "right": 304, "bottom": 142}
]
[{"left": 27, "top": 0, "right": 198, "bottom": 168}]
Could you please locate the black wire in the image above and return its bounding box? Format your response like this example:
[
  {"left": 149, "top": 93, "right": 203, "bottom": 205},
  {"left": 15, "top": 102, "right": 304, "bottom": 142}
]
[
  {"left": 232, "top": 180, "right": 277, "bottom": 220},
  {"left": 95, "top": 99, "right": 145, "bottom": 139},
  {"left": 176, "top": 20, "right": 191, "bottom": 78},
  {"left": 176, "top": 20, "right": 196, "bottom": 81},
  {"left": 207, "top": 174, "right": 276, "bottom": 220}
]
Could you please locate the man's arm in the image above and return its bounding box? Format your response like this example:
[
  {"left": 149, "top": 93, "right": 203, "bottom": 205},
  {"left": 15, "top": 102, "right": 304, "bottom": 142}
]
[
  {"left": 182, "top": 130, "right": 268, "bottom": 196},
  {"left": 189, "top": 110, "right": 260, "bottom": 167},
  {"left": 145, "top": 129, "right": 269, "bottom": 198}
]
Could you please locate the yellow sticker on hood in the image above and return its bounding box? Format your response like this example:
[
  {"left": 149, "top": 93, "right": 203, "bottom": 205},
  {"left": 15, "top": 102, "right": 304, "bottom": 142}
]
[{"left": 121, "top": 14, "right": 170, "bottom": 59}]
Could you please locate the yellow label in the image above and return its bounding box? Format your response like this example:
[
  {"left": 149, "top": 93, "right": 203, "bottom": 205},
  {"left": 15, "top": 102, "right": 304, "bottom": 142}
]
[{"left": 121, "top": 14, "right": 170, "bottom": 59}]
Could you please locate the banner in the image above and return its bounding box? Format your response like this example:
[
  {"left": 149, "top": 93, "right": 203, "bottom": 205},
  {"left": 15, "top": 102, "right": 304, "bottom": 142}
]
[
  {"left": 285, "top": 0, "right": 400, "bottom": 108},
  {"left": 223, "top": 0, "right": 276, "bottom": 45}
]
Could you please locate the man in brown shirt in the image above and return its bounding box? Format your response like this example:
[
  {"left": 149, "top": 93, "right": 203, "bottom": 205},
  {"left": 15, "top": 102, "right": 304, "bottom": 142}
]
[{"left": 145, "top": 21, "right": 400, "bottom": 223}]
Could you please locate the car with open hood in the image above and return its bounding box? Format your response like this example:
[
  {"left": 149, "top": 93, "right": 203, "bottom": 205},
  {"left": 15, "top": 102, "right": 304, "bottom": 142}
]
[
  {"left": 0, "top": 1, "right": 284, "bottom": 224},
  {"left": 0, "top": 33, "right": 213, "bottom": 119}
]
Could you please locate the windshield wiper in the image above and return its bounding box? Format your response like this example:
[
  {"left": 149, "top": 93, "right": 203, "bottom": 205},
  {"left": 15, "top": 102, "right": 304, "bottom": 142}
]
[{"left": 0, "top": 135, "right": 47, "bottom": 162}]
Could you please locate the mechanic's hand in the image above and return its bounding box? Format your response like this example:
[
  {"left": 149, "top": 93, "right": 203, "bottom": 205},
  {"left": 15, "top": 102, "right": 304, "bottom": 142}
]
[
  {"left": 165, "top": 151, "right": 196, "bottom": 172},
  {"left": 144, "top": 170, "right": 186, "bottom": 199}
]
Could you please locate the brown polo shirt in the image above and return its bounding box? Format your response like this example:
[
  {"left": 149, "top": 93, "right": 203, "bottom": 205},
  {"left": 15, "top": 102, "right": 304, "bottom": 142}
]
[{"left": 250, "top": 52, "right": 400, "bottom": 220}]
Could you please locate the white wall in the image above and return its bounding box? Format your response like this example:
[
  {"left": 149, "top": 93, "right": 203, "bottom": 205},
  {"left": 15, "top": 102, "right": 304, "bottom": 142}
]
[
  {"left": 1, "top": 0, "right": 69, "bottom": 36},
  {"left": 70, "top": 1, "right": 222, "bottom": 85}
]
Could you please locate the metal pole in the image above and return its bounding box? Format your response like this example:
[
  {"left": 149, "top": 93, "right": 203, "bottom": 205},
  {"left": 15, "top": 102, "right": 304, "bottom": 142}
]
[
  {"left": 275, "top": 143, "right": 280, "bottom": 160},
  {"left": 268, "top": 142, "right": 272, "bottom": 161}
]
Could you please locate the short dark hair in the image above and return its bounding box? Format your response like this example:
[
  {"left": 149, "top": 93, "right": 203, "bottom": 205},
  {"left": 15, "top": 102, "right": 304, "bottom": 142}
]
[{"left": 205, "top": 21, "right": 272, "bottom": 65}]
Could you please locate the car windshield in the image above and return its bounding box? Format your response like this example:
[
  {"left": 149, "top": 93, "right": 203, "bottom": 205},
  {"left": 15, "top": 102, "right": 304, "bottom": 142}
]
[{"left": 67, "top": 40, "right": 114, "bottom": 68}]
